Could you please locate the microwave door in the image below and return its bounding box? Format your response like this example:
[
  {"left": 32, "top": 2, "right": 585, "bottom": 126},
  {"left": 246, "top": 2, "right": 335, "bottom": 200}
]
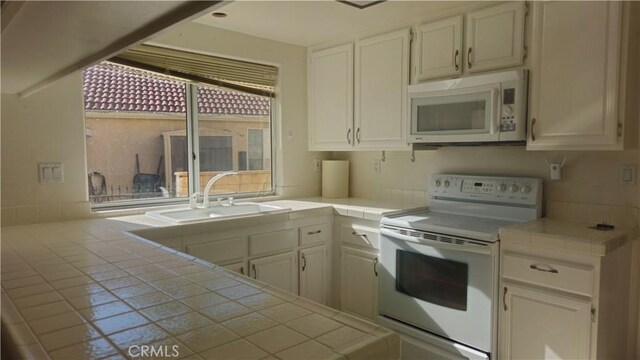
[{"left": 411, "top": 85, "right": 500, "bottom": 143}]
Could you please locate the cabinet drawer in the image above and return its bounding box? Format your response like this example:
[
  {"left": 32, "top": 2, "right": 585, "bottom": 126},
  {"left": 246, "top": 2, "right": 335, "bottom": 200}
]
[
  {"left": 185, "top": 237, "right": 247, "bottom": 265},
  {"left": 502, "top": 253, "right": 594, "bottom": 297},
  {"left": 300, "top": 223, "right": 330, "bottom": 247},
  {"left": 341, "top": 224, "right": 379, "bottom": 250},
  {"left": 250, "top": 229, "right": 297, "bottom": 256}
]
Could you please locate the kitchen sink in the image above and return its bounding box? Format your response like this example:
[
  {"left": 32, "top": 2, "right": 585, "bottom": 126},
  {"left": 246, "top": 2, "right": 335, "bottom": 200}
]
[{"left": 146, "top": 203, "right": 290, "bottom": 224}]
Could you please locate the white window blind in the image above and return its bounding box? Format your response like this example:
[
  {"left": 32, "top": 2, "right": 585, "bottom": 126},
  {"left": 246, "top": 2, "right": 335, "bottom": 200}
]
[{"left": 110, "top": 44, "right": 277, "bottom": 96}]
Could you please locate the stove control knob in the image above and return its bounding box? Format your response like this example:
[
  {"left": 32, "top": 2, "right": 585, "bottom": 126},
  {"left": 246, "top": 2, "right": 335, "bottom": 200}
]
[
  {"left": 520, "top": 185, "right": 531, "bottom": 194},
  {"left": 444, "top": 180, "right": 450, "bottom": 188},
  {"left": 435, "top": 180, "right": 442, "bottom": 187},
  {"left": 509, "top": 184, "right": 519, "bottom": 193},
  {"left": 497, "top": 184, "right": 507, "bottom": 192}
]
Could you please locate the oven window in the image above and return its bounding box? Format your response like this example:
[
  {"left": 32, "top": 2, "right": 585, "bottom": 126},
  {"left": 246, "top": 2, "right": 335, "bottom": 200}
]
[{"left": 396, "top": 250, "right": 468, "bottom": 311}]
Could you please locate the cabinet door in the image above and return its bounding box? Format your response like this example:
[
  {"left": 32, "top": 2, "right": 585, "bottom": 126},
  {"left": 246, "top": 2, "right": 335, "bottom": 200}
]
[
  {"left": 465, "top": 2, "right": 525, "bottom": 73},
  {"left": 308, "top": 44, "right": 354, "bottom": 151},
  {"left": 249, "top": 252, "right": 298, "bottom": 294},
  {"left": 299, "top": 245, "right": 327, "bottom": 305},
  {"left": 527, "top": 1, "right": 622, "bottom": 150},
  {"left": 340, "top": 246, "right": 379, "bottom": 321},
  {"left": 355, "top": 29, "right": 410, "bottom": 151},
  {"left": 500, "top": 284, "right": 592, "bottom": 359},
  {"left": 414, "top": 15, "right": 463, "bottom": 82}
]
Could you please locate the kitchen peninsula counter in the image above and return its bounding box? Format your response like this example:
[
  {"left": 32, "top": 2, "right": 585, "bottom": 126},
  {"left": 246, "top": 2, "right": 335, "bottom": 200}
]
[{"left": 1, "top": 199, "right": 412, "bottom": 360}]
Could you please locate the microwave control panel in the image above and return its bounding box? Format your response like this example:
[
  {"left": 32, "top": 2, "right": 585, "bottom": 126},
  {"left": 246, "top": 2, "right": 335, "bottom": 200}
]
[
  {"left": 500, "top": 81, "right": 527, "bottom": 135},
  {"left": 430, "top": 174, "right": 542, "bottom": 206},
  {"left": 500, "top": 87, "right": 517, "bottom": 132}
]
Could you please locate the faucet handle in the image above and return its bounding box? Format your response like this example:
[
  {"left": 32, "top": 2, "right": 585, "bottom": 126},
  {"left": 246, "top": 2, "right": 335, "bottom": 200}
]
[
  {"left": 228, "top": 197, "right": 234, "bottom": 206},
  {"left": 189, "top": 192, "right": 200, "bottom": 209}
]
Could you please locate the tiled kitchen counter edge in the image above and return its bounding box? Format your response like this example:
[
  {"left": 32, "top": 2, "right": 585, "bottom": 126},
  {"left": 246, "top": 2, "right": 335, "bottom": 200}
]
[
  {"left": 1, "top": 199, "right": 413, "bottom": 360},
  {"left": 499, "top": 217, "right": 638, "bottom": 256}
]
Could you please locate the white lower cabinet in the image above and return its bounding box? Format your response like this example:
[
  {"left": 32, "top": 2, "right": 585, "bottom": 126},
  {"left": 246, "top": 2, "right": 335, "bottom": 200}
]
[
  {"left": 249, "top": 252, "right": 298, "bottom": 294},
  {"left": 299, "top": 245, "right": 327, "bottom": 305},
  {"left": 180, "top": 216, "right": 331, "bottom": 302},
  {"left": 500, "top": 283, "right": 591, "bottom": 359},
  {"left": 185, "top": 236, "right": 247, "bottom": 265},
  {"left": 499, "top": 240, "right": 634, "bottom": 360},
  {"left": 223, "top": 261, "right": 247, "bottom": 276},
  {"left": 340, "top": 246, "right": 379, "bottom": 321}
]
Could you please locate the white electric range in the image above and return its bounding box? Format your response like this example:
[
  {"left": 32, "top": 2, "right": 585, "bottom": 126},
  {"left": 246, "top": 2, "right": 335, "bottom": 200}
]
[{"left": 377, "top": 174, "right": 543, "bottom": 360}]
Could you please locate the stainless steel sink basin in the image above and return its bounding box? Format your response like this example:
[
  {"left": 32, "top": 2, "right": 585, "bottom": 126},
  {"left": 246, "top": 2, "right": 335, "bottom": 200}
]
[{"left": 146, "top": 203, "right": 290, "bottom": 224}]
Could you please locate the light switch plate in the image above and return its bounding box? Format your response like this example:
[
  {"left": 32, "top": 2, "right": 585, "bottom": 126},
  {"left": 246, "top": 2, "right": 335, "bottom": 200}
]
[
  {"left": 38, "top": 162, "right": 64, "bottom": 183},
  {"left": 619, "top": 164, "right": 636, "bottom": 185}
]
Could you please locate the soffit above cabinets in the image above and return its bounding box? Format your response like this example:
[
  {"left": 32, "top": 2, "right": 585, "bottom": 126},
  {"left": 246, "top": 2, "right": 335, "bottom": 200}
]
[
  {"left": 1, "top": 1, "right": 222, "bottom": 96},
  {"left": 194, "top": 0, "right": 482, "bottom": 48}
]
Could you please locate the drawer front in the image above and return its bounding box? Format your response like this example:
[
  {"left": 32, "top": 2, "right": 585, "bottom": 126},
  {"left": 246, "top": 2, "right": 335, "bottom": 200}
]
[
  {"left": 250, "top": 229, "right": 297, "bottom": 256},
  {"left": 300, "top": 223, "right": 331, "bottom": 247},
  {"left": 502, "top": 252, "right": 594, "bottom": 297},
  {"left": 341, "top": 224, "right": 379, "bottom": 250},
  {"left": 185, "top": 237, "right": 247, "bottom": 264}
]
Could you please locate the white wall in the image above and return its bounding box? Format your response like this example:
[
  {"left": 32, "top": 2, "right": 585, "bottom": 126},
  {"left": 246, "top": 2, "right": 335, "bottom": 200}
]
[
  {"left": 151, "top": 22, "right": 329, "bottom": 199},
  {"left": 1, "top": 74, "right": 90, "bottom": 224}
]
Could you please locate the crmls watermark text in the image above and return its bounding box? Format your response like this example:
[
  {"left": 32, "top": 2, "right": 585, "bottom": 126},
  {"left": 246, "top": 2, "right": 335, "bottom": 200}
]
[{"left": 128, "top": 345, "right": 180, "bottom": 358}]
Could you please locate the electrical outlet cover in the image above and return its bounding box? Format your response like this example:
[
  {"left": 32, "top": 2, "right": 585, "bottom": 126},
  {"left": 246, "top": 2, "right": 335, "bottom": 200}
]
[
  {"left": 619, "top": 164, "right": 636, "bottom": 185},
  {"left": 374, "top": 159, "right": 381, "bottom": 174}
]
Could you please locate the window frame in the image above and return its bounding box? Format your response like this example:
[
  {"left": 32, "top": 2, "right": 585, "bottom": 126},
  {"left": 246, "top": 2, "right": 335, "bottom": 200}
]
[{"left": 88, "top": 77, "right": 277, "bottom": 211}]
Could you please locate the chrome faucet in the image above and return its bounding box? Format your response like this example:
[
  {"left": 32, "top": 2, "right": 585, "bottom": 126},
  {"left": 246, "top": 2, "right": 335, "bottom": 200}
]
[{"left": 202, "top": 171, "right": 238, "bottom": 208}]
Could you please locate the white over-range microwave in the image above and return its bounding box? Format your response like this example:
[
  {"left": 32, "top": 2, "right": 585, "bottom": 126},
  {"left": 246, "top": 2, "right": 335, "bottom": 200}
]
[{"left": 409, "top": 70, "right": 527, "bottom": 144}]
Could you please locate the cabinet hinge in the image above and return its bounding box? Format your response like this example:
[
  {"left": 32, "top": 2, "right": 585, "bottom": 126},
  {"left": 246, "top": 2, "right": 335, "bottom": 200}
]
[
  {"left": 409, "top": 28, "right": 415, "bottom": 43},
  {"left": 591, "top": 307, "right": 597, "bottom": 323},
  {"left": 525, "top": 2, "right": 530, "bottom": 16},
  {"left": 618, "top": 122, "right": 623, "bottom": 137},
  {"left": 523, "top": 45, "right": 528, "bottom": 61}
]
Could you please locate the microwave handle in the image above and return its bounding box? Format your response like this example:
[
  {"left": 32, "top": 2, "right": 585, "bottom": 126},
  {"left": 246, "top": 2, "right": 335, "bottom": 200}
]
[{"left": 490, "top": 88, "right": 500, "bottom": 134}]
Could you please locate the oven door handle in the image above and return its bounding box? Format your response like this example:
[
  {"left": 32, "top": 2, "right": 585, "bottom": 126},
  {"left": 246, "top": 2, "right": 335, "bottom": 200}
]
[{"left": 380, "top": 228, "right": 493, "bottom": 256}]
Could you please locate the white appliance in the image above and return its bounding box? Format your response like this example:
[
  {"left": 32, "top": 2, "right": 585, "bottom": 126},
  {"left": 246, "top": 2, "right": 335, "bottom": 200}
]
[
  {"left": 408, "top": 70, "right": 527, "bottom": 144},
  {"left": 378, "top": 174, "right": 542, "bottom": 359}
]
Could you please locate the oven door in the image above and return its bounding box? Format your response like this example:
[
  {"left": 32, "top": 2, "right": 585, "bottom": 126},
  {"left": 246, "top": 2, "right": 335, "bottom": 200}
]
[
  {"left": 378, "top": 227, "right": 497, "bottom": 352},
  {"left": 409, "top": 84, "right": 500, "bottom": 143}
]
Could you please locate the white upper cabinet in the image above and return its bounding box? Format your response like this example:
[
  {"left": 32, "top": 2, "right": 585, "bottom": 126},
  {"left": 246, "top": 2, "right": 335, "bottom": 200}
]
[
  {"left": 308, "top": 44, "right": 354, "bottom": 151},
  {"left": 527, "top": 1, "right": 623, "bottom": 150},
  {"left": 308, "top": 29, "right": 410, "bottom": 151},
  {"left": 414, "top": 15, "right": 463, "bottom": 82},
  {"left": 465, "top": 2, "right": 525, "bottom": 73},
  {"left": 413, "top": 2, "right": 525, "bottom": 82},
  {"left": 354, "top": 29, "right": 410, "bottom": 150}
]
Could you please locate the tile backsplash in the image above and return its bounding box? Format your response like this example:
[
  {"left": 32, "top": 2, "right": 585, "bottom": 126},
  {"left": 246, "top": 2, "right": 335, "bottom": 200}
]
[
  {"left": 334, "top": 146, "right": 640, "bottom": 229},
  {"left": 2, "top": 202, "right": 92, "bottom": 227}
]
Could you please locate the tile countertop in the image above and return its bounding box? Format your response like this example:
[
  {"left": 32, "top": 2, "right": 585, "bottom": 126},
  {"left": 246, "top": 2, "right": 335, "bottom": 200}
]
[
  {"left": 1, "top": 199, "right": 411, "bottom": 360},
  {"left": 499, "top": 217, "right": 638, "bottom": 256}
]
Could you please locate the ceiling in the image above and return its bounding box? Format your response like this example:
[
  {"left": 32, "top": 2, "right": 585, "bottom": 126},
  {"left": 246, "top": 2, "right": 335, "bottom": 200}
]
[
  {"left": 194, "top": 0, "right": 478, "bottom": 47},
  {"left": 1, "top": 1, "right": 220, "bottom": 96}
]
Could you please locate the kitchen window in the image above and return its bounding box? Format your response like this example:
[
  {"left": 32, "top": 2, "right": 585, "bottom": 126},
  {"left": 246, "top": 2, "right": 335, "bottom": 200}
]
[{"left": 84, "top": 46, "right": 277, "bottom": 208}]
